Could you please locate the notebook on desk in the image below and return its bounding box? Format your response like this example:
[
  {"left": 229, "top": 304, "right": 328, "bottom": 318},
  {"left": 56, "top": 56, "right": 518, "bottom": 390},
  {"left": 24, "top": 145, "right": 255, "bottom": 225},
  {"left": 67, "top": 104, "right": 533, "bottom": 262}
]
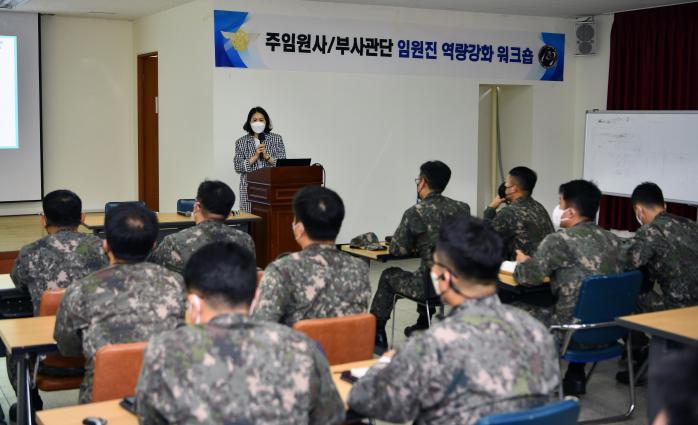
[{"left": 276, "top": 158, "right": 311, "bottom": 166}]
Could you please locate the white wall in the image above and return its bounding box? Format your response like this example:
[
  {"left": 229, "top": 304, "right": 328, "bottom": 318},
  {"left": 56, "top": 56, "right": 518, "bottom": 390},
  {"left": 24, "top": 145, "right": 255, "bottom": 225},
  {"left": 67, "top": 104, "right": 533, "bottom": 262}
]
[
  {"left": 134, "top": 0, "right": 215, "bottom": 211},
  {"left": 0, "top": 15, "right": 136, "bottom": 215},
  {"left": 1, "top": 1, "right": 611, "bottom": 246},
  {"left": 208, "top": 0, "right": 577, "bottom": 242},
  {"left": 573, "top": 15, "right": 613, "bottom": 178}
]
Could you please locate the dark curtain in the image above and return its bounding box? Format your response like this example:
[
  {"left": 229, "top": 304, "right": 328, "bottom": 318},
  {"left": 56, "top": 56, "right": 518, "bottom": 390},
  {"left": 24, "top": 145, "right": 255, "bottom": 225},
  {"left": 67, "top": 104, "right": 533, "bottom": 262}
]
[{"left": 600, "top": 3, "right": 698, "bottom": 230}]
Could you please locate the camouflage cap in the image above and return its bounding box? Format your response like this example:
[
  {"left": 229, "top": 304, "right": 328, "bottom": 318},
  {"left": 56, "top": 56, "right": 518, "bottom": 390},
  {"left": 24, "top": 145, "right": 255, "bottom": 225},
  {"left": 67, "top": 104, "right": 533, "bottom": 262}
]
[{"left": 350, "top": 232, "right": 379, "bottom": 249}]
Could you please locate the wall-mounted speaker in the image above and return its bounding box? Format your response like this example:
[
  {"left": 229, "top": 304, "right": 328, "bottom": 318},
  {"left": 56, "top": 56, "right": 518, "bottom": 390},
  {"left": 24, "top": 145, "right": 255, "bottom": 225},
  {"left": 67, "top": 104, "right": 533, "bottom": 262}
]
[{"left": 575, "top": 18, "right": 596, "bottom": 56}]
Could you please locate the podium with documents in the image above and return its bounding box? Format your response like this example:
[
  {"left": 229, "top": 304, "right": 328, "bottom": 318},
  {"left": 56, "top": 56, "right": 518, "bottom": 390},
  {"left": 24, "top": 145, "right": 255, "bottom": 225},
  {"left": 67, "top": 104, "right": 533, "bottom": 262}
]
[{"left": 247, "top": 165, "right": 324, "bottom": 267}]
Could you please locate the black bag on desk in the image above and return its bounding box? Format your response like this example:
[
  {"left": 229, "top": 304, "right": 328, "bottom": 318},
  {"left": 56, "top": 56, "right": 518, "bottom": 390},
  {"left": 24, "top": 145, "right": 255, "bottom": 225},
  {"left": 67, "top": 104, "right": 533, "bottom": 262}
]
[
  {"left": 0, "top": 288, "right": 33, "bottom": 319},
  {"left": 0, "top": 288, "right": 34, "bottom": 358}
]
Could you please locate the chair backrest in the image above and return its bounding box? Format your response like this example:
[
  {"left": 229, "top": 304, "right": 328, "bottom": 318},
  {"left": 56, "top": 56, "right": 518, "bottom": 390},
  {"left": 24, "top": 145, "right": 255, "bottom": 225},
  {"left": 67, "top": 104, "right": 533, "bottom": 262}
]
[
  {"left": 92, "top": 342, "right": 148, "bottom": 402},
  {"left": 293, "top": 313, "right": 376, "bottom": 365},
  {"left": 105, "top": 201, "right": 147, "bottom": 215},
  {"left": 572, "top": 269, "right": 644, "bottom": 346},
  {"left": 476, "top": 399, "right": 580, "bottom": 425},
  {"left": 39, "top": 289, "right": 66, "bottom": 316},
  {"left": 177, "top": 199, "right": 196, "bottom": 215}
]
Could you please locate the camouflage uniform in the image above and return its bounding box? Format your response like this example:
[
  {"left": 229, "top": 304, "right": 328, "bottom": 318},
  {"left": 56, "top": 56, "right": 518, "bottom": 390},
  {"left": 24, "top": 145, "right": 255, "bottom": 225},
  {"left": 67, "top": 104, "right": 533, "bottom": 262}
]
[
  {"left": 136, "top": 313, "right": 345, "bottom": 425},
  {"left": 54, "top": 262, "right": 186, "bottom": 403},
  {"left": 513, "top": 221, "right": 624, "bottom": 327},
  {"left": 349, "top": 295, "right": 560, "bottom": 425},
  {"left": 253, "top": 243, "right": 370, "bottom": 326},
  {"left": 370, "top": 192, "right": 470, "bottom": 321},
  {"left": 623, "top": 212, "right": 698, "bottom": 312},
  {"left": 8, "top": 230, "right": 108, "bottom": 393},
  {"left": 10, "top": 229, "right": 108, "bottom": 315},
  {"left": 149, "top": 220, "right": 255, "bottom": 274},
  {"left": 484, "top": 196, "right": 555, "bottom": 260}
]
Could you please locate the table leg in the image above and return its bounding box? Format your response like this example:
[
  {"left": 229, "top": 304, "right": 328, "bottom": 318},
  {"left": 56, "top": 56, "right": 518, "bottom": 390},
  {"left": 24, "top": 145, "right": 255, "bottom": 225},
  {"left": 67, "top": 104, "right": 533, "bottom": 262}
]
[{"left": 16, "top": 353, "right": 33, "bottom": 425}]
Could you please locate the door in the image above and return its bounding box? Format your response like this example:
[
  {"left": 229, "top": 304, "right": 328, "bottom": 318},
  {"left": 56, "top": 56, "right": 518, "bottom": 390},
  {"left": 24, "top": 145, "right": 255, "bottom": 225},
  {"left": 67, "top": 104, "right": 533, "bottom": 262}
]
[{"left": 138, "top": 53, "right": 159, "bottom": 211}]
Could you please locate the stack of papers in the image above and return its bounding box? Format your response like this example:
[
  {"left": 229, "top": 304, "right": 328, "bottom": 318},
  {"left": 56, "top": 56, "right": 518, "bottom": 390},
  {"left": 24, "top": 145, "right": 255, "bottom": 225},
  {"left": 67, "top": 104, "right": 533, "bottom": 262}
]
[{"left": 500, "top": 261, "right": 517, "bottom": 274}]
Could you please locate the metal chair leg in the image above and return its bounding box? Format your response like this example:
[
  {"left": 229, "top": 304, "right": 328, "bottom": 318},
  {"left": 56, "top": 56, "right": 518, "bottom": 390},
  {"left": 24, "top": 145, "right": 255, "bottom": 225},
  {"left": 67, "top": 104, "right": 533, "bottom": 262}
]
[
  {"left": 585, "top": 362, "right": 598, "bottom": 382},
  {"left": 557, "top": 360, "right": 564, "bottom": 400},
  {"left": 425, "top": 300, "right": 431, "bottom": 327},
  {"left": 579, "top": 334, "right": 636, "bottom": 424}
]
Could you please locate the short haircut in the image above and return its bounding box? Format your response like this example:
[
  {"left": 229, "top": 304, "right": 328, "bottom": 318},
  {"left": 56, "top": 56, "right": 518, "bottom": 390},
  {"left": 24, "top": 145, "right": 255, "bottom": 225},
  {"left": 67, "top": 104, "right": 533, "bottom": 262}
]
[
  {"left": 419, "top": 161, "right": 451, "bottom": 193},
  {"left": 105, "top": 204, "right": 158, "bottom": 262},
  {"left": 292, "top": 186, "right": 345, "bottom": 241},
  {"left": 631, "top": 182, "right": 665, "bottom": 208},
  {"left": 559, "top": 179, "right": 602, "bottom": 220},
  {"left": 197, "top": 180, "right": 235, "bottom": 217},
  {"left": 651, "top": 347, "right": 698, "bottom": 425},
  {"left": 509, "top": 166, "right": 538, "bottom": 194},
  {"left": 242, "top": 106, "right": 273, "bottom": 134},
  {"left": 435, "top": 215, "right": 503, "bottom": 284},
  {"left": 184, "top": 241, "right": 257, "bottom": 308},
  {"left": 42, "top": 190, "right": 82, "bottom": 227}
]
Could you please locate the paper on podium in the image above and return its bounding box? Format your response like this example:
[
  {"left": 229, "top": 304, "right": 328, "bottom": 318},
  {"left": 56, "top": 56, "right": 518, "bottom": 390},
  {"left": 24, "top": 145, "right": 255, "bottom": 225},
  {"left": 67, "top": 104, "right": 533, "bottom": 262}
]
[{"left": 500, "top": 261, "right": 517, "bottom": 274}]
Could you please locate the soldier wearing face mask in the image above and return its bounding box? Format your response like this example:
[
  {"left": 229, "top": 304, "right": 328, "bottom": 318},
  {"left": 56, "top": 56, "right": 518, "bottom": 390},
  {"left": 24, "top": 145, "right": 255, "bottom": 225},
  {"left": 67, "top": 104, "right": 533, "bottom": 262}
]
[
  {"left": 252, "top": 186, "right": 371, "bottom": 326},
  {"left": 483, "top": 166, "right": 554, "bottom": 260},
  {"left": 370, "top": 161, "right": 470, "bottom": 354},
  {"left": 233, "top": 106, "right": 287, "bottom": 212},
  {"left": 623, "top": 182, "right": 698, "bottom": 313},
  {"left": 513, "top": 179, "right": 624, "bottom": 396},
  {"left": 349, "top": 216, "right": 559, "bottom": 425}
]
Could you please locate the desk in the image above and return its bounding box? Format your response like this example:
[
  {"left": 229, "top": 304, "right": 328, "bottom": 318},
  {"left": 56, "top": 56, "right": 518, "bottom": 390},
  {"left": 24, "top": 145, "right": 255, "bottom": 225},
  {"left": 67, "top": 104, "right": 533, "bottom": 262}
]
[
  {"left": 37, "top": 399, "right": 136, "bottom": 425},
  {"left": 617, "top": 306, "right": 698, "bottom": 422},
  {"left": 83, "top": 212, "right": 261, "bottom": 239},
  {"left": 330, "top": 359, "right": 378, "bottom": 409},
  {"left": 0, "top": 316, "right": 58, "bottom": 425}
]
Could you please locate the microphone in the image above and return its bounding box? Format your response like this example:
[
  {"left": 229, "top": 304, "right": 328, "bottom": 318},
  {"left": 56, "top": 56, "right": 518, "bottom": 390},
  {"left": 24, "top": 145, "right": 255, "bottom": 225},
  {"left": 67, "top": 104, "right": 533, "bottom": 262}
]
[{"left": 258, "top": 133, "right": 266, "bottom": 158}]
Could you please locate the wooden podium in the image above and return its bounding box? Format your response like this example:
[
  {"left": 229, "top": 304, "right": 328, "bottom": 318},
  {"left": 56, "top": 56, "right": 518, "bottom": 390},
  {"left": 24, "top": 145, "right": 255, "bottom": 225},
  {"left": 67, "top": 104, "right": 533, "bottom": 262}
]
[{"left": 248, "top": 165, "right": 324, "bottom": 267}]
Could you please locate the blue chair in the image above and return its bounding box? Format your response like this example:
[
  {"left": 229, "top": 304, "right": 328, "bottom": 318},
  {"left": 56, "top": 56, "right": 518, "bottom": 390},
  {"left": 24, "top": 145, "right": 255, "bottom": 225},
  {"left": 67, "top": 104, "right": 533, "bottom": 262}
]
[
  {"left": 177, "top": 199, "right": 196, "bottom": 216},
  {"left": 549, "top": 270, "right": 643, "bottom": 424},
  {"left": 104, "top": 201, "right": 147, "bottom": 215},
  {"left": 476, "top": 399, "right": 580, "bottom": 425}
]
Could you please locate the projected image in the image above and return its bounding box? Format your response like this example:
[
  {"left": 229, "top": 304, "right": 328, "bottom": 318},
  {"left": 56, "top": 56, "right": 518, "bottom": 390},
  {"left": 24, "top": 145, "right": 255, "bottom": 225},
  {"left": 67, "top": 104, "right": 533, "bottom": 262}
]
[{"left": 0, "top": 35, "right": 19, "bottom": 149}]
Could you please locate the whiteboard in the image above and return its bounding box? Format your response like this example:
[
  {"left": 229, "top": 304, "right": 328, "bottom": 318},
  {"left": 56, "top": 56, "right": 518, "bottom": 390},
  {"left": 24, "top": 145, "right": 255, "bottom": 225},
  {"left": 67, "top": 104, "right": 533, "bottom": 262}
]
[{"left": 583, "top": 111, "right": 698, "bottom": 204}]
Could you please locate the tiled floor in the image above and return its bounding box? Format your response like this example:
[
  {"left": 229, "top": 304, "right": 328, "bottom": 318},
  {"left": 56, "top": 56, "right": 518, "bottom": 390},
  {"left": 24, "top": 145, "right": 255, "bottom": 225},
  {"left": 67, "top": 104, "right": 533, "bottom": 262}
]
[{"left": 0, "top": 258, "right": 648, "bottom": 424}]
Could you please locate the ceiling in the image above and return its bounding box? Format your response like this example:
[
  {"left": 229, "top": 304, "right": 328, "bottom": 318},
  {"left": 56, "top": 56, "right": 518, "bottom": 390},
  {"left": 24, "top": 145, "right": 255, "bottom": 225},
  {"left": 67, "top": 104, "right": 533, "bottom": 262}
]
[
  {"left": 1, "top": 0, "right": 695, "bottom": 20},
  {"left": 309, "top": 0, "right": 695, "bottom": 18},
  {"left": 2, "top": 0, "right": 194, "bottom": 20}
]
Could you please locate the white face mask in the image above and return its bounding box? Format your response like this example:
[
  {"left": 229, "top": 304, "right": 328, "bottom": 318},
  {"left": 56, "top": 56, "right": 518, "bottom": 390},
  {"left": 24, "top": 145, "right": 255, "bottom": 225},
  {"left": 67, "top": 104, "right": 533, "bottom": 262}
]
[
  {"left": 188, "top": 294, "right": 202, "bottom": 325},
  {"left": 251, "top": 121, "right": 265, "bottom": 134},
  {"left": 635, "top": 213, "right": 643, "bottom": 226},
  {"left": 551, "top": 205, "right": 565, "bottom": 230},
  {"left": 430, "top": 272, "right": 442, "bottom": 296}
]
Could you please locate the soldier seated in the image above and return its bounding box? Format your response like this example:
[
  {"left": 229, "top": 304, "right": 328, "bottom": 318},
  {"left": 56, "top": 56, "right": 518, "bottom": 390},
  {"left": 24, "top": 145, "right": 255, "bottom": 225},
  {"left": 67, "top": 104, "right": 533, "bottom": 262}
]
[
  {"left": 369, "top": 161, "right": 470, "bottom": 353},
  {"left": 484, "top": 166, "right": 554, "bottom": 260},
  {"left": 624, "top": 182, "right": 698, "bottom": 313},
  {"left": 514, "top": 179, "right": 624, "bottom": 395},
  {"left": 149, "top": 180, "right": 255, "bottom": 274},
  {"left": 136, "top": 241, "right": 344, "bottom": 425},
  {"left": 54, "top": 203, "right": 186, "bottom": 403},
  {"left": 348, "top": 216, "right": 559, "bottom": 424},
  {"left": 9, "top": 189, "right": 108, "bottom": 417},
  {"left": 253, "top": 186, "right": 371, "bottom": 326}
]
